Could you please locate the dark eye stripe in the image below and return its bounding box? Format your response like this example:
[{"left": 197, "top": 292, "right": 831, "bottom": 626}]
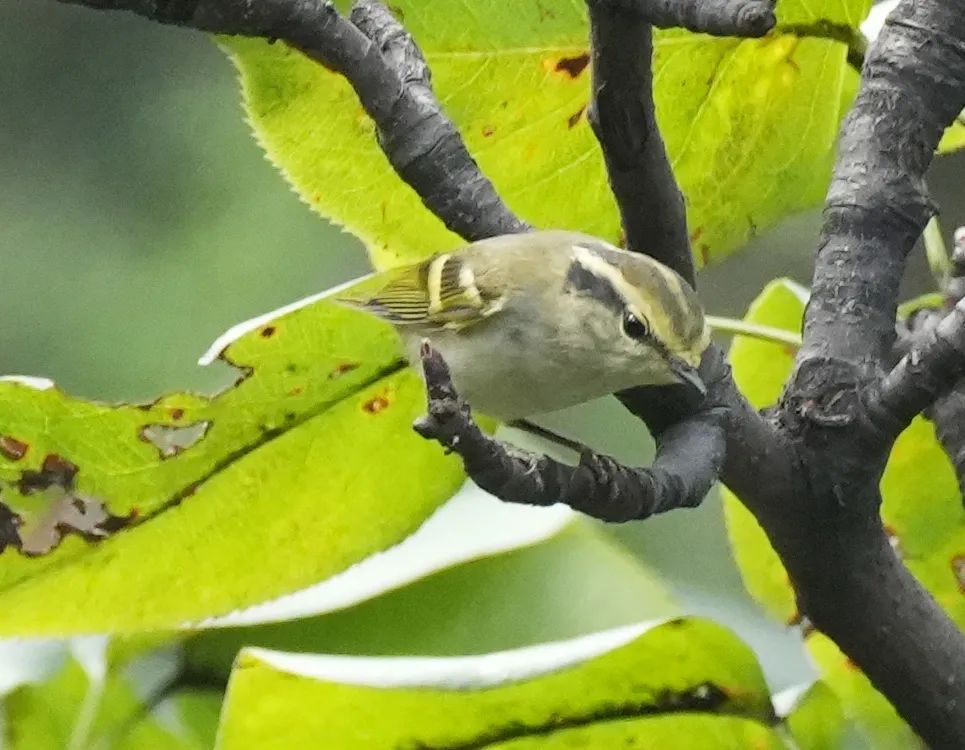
[{"left": 563, "top": 259, "right": 626, "bottom": 315}]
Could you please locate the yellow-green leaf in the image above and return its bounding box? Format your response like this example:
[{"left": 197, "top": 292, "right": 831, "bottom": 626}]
[
  {"left": 215, "top": 618, "right": 778, "bottom": 749},
  {"left": 721, "top": 278, "right": 805, "bottom": 625},
  {"left": 806, "top": 634, "right": 924, "bottom": 749},
  {"left": 938, "top": 110, "right": 965, "bottom": 154},
  {"left": 0, "top": 288, "right": 464, "bottom": 634},
  {"left": 185, "top": 522, "right": 678, "bottom": 678},
  {"left": 224, "top": 0, "right": 870, "bottom": 270},
  {"left": 2, "top": 651, "right": 220, "bottom": 750},
  {"left": 780, "top": 681, "right": 847, "bottom": 750}
]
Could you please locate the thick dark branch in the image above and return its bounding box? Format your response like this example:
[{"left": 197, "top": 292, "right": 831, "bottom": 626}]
[
  {"left": 586, "top": 0, "right": 778, "bottom": 429},
  {"left": 793, "top": 514, "right": 965, "bottom": 750},
  {"left": 586, "top": 0, "right": 775, "bottom": 288},
  {"left": 413, "top": 343, "right": 724, "bottom": 521},
  {"left": 345, "top": 1, "right": 531, "bottom": 241},
  {"left": 702, "top": 356, "right": 799, "bottom": 529},
  {"left": 586, "top": 4, "right": 693, "bottom": 285},
  {"left": 581, "top": 0, "right": 799, "bottom": 550},
  {"left": 767, "top": 1, "right": 965, "bottom": 741},
  {"left": 800, "top": 0, "right": 965, "bottom": 369},
  {"left": 57, "top": 0, "right": 530, "bottom": 242},
  {"left": 589, "top": 0, "right": 775, "bottom": 37}
]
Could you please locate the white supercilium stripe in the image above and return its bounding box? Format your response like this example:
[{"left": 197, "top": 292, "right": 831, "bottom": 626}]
[{"left": 570, "top": 245, "right": 638, "bottom": 308}]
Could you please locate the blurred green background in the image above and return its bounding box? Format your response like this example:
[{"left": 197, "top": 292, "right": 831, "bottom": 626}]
[
  {"left": 1, "top": 0, "right": 963, "bottom": 696},
  {"left": 0, "top": 1, "right": 369, "bottom": 401}
]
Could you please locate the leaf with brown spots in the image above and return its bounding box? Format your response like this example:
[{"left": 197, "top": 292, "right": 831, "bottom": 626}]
[
  {"left": 953, "top": 556, "right": 965, "bottom": 593},
  {"left": 553, "top": 52, "right": 590, "bottom": 79},
  {"left": 0, "top": 436, "right": 28, "bottom": 462},
  {"left": 566, "top": 106, "right": 585, "bottom": 129},
  {"left": 139, "top": 420, "right": 212, "bottom": 459},
  {"left": 0, "top": 284, "right": 467, "bottom": 635},
  {"left": 362, "top": 394, "right": 391, "bottom": 414},
  {"left": 0, "top": 451, "right": 135, "bottom": 556},
  {"left": 226, "top": 0, "right": 872, "bottom": 270}
]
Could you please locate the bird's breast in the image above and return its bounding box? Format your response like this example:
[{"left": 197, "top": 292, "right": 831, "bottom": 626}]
[{"left": 400, "top": 321, "right": 631, "bottom": 420}]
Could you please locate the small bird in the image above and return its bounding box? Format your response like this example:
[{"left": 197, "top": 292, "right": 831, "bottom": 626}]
[{"left": 336, "top": 230, "right": 710, "bottom": 421}]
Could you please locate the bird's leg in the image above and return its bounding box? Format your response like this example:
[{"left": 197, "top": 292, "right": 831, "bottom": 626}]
[{"left": 505, "top": 419, "right": 588, "bottom": 455}]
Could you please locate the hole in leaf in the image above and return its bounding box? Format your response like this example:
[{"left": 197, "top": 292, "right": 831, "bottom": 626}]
[{"left": 139, "top": 420, "right": 212, "bottom": 459}]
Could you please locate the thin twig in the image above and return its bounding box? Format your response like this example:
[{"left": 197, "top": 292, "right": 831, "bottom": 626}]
[
  {"left": 705, "top": 315, "right": 802, "bottom": 348},
  {"left": 869, "top": 297, "right": 965, "bottom": 437},
  {"left": 899, "top": 225, "right": 965, "bottom": 509}
]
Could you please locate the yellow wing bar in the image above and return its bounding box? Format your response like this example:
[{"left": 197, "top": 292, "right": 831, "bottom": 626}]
[{"left": 336, "top": 254, "right": 503, "bottom": 330}]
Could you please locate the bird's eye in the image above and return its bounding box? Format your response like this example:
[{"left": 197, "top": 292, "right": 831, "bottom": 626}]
[{"left": 622, "top": 311, "right": 651, "bottom": 340}]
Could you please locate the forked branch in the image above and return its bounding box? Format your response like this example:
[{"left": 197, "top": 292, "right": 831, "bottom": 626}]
[
  {"left": 901, "top": 227, "right": 965, "bottom": 507},
  {"left": 799, "top": 0, "right": 965, "bottom": 370},
  {"left": 586, "top": 0, "right": 777, "bottom": 285}
]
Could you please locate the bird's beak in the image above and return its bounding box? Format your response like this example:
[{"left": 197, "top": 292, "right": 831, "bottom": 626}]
[{"left": 669, "top": 358, "right": 707, "bottom": 398}]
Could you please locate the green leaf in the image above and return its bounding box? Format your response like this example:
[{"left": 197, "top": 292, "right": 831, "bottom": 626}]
[
  {"left": 215, "top": 617, "right": 779, "bottom": 749},
  {"left": 779, "top": 681, "right": 847, "bottom": 750},
  {"left": 938, "top": 110, "right": 965, "bottom": 154},
  {"left": 394, "top": 715, "right": 790, "bottom": 749},
  {"left": 0, "top": 288, "right": 464, "bottom": 634},
  {"left": 806, "top": 634, "right": 924, "bottom": 750},
  {"left": 185, "top": 521, "right": 677, "bottom": 678},
  {"left": 725, "top": 278, "right": 807, "bottom": 410},
  {"left": 720, "top": 278, "right": 805, "bottom": 625},
  {"left": 2, "top": 648, "right": 219, "bottom": 750},
  {"left": 224, "top": 0, "right": 869, "bottom": 270},
  {"left": 722, "top": 279, "right": 960, "bottom": 748},
  {"left": 191, "top": 481, "right": 575, "bottom": 632},
  {"left": 110, "top": 691, "right": 223, "bottom": 750}
]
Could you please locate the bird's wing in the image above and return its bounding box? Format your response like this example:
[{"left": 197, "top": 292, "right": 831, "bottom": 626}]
[{"left": 335, "top": 253, "right": 504, "bottom": 330}]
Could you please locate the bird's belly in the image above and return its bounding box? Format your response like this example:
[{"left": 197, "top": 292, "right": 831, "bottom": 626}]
[
  {"left": 402, "top": 329, "right": 631, "bottom": 420},
  {"left": 456, "top": 359, "right": 595, "bottom": 419}
]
